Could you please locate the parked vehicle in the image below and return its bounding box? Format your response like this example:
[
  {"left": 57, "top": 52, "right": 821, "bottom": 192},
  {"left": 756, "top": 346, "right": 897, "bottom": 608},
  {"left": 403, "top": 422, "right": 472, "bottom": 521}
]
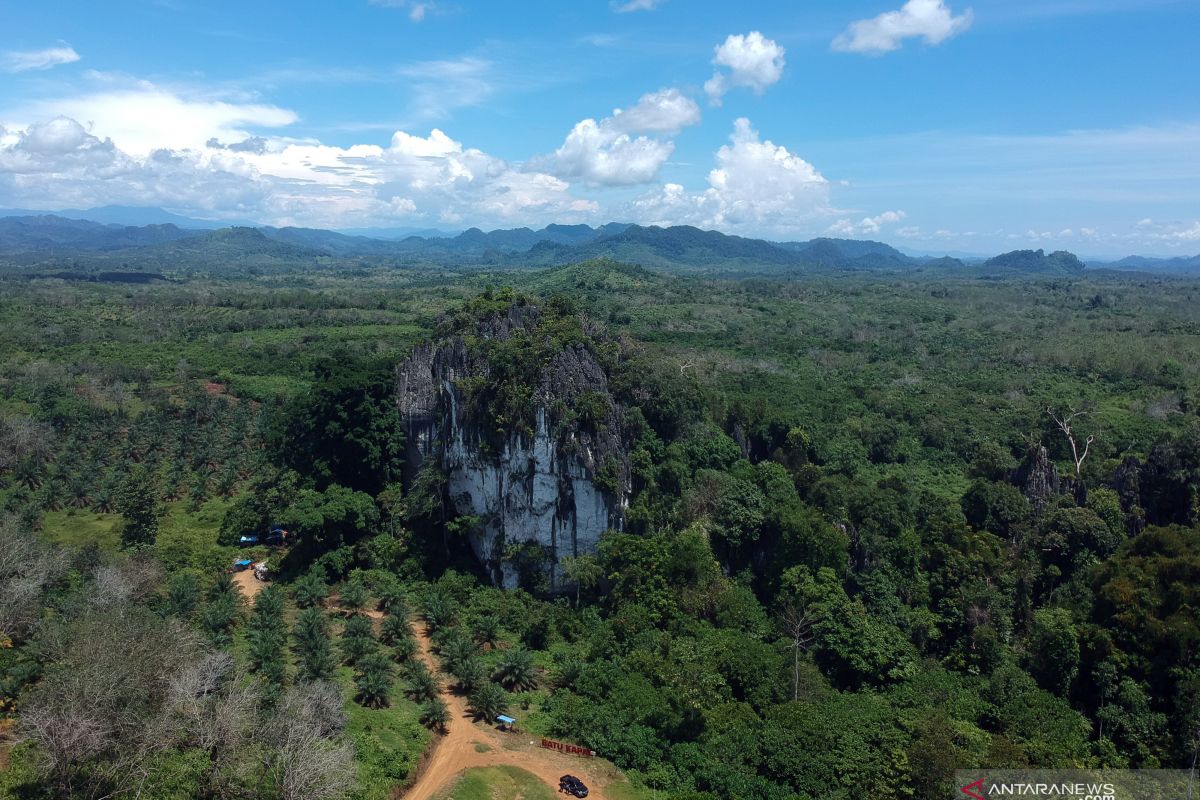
[{"left": 559, "top": 775, "right": 588, "bottom": 797}]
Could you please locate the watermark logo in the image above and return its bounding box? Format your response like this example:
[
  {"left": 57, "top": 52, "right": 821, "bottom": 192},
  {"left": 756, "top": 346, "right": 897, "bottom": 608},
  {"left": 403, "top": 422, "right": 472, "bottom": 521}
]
[
  {"left": 953, "top": 770, "right": 1193, "bottom": 800},
  {"left": 960, "top": 777, "right": 986, "bottom": 800}
]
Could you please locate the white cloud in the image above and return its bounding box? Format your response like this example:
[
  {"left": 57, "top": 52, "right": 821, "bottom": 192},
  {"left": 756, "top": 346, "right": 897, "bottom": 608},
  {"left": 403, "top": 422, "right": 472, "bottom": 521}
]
[
  {"left": 535, "top": 88, "right": 701, "bottom": 186},
  {"left": 704, "top": 32, "right": 786, "bottom": 105},
  {"left": 832, "top": 0, "right": 973, "bottom": 55},
  {"left": 0, "top": 117, "right": 271, "bottom": 215},
  {"left": 612, "top": 0, "right": 664, "bottom": 11},
  {"left": 1165, "top": 221, "right": 1200, "bottom": 242},
  {"left": 2, "top": 45, "right": 81, "bottom": 73},
  {"left": 541, "top": 119, "right": 674, "bottom": 186},
  {"left": 0, "top": 111, "right": 596, "bottom": 229},
  {"left": 630, "top": 117, "right": 830, "bottom": 235},
  {"left": 397, "top": 57, "right": 494, "bottom": 123},
  {"left": 368, "top": 0, "right": 436, "bottom": 21},
  {"left": 610, "top": 88, "right": 701, "bottom": 135},
  {"left": 828, "top": 210, "right": 907, "bottom": 236},
  {"left": 12, "top": 81, "right": 298, "bottom": 155}
]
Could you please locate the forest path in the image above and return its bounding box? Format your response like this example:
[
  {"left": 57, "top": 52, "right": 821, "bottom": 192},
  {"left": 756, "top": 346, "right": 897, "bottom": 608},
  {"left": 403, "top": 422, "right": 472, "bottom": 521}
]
[{"left": 399, "top": 621, "right": 619, "bottom": 800}]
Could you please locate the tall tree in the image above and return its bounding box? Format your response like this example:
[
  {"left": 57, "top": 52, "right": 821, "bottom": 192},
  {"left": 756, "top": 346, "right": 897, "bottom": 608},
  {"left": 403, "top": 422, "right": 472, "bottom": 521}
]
[
  {"left": 116, "top": 465, "right": 163, "bottom": 549},
  {"left": 277, "top": 354, "right": 404, "bottom": 496}
]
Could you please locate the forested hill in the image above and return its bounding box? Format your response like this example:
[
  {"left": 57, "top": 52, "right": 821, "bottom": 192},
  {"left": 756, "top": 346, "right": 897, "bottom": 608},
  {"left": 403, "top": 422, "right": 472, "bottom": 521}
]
[{"left": 3, "top": 212, "right": 1199, "bottom": 276}]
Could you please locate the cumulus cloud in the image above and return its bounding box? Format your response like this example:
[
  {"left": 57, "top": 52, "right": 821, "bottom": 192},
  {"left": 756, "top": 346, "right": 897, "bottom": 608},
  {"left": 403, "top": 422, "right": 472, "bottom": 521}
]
[
  {"left": 0, "top": 117, "right": 270, "bottom": 215},
  {"left": 542, "top": 120, "right": 674, "bottom": 186},
  {"left": 827, "top": 210, "right": 907, "bottom": 236},
  {"left": 2, "top": 45, "right": 81, "bottom": 73},
  {"left": 610, "top": 88, "right": 701, "bottom": 135},
  {"left": 0, "top": 110, "right": 595, "bottom": 229},
  {"left": 832, "top": 0, "right": 973, "bottom": 55},
  {"left": 704, "top": 32, "right": 786, "bottom": 105},
  {"left": 612, "top": 0, "right": 664, "bottom": 11},
  {"left": 629, "top": 117, "right": 830, "bottom": 234},
  {"left": 14, "top": 82, "right": 298, "bottom": 155},
  {"left": 535, "top": 88, "right": 701, "bottom": 186}
]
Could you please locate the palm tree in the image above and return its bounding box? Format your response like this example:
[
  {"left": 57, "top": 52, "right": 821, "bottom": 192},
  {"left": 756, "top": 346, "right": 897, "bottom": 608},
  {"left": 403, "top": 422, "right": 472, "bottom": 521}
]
[
  {"left": 248, "top": 586, "right": 287, "bottom": 679},
  {"left": 341, "top": 615, "right": 377, "bottom": 665},
  {"left": 493, "top": 648, "right": 538, "bottom": 691},
  {"left": 391, "top": 636, "right": 418, "bottom": 664},
  {"left": 292, "top": 569, "right": 328, "bottom": 609},
  {"left": 421, "top": 591, "right": 457, "bottom": 632},
  {"left": 552, "top": 655, "right": 584, "bottom": 690},
  {"left": 338, "top": 575, "right": 370, "bottom": 615},
  {"left": 377, "top": 580, "right": 409, "bottom": 617},
  {"left": 293, "top": 608, "right": 337, "bottom": 682},
  {"left": 355, "top": 652, "right": 396, "bottom": 709},
  {"left": 202, "top": 592, "right": 239, "bottom": 648},
  {"left": 471, "top": 616, "right": 500, "bottom": 648},
  {"left": 467, "top": 682, "right": 509, "bottom": 722},
  {"left": 419, "top": 698, "right": 450, "bottom": 733},
  {"left": 439, "top": 635, "right": 479, "bottom": 676},
  {"left": 380, "top": 613, "right": 413, "bottom": 646},
  {"left": 164, "top": 572, "right": 200, "bottom": 619},
  {"left": 405, "top": 666, "right": 441, "bottom": 703},
  {"left": 451, "top": 657, "right": 487, "bottom": 694}
]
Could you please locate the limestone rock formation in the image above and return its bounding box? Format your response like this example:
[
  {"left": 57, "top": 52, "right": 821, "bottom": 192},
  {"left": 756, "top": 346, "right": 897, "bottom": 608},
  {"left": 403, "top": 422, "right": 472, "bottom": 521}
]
[
  {"left": 396, "top": 299, "right": 630, "bottom": 589},
  {"left": 1013, "top": 444, "right": 1061, "bottom": 514}
]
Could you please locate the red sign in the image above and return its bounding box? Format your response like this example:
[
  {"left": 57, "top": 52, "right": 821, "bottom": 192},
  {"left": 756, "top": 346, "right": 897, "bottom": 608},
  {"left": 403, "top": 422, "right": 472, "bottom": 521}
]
[{"left": 540, "top": 738, "right": 595, "bottom": 757}]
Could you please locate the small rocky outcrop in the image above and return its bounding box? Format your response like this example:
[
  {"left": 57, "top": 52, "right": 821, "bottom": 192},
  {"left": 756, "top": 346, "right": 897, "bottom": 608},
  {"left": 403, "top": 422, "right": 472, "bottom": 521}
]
[
  {"left": 396, "top": 298, "right": 630, "bottom": 589},
  {"left": 1013, "top": 445, "right": 1061, "bottom": 514},
  {"left": 1112, "top": 456, "right": 1147, "bottom": 535}
]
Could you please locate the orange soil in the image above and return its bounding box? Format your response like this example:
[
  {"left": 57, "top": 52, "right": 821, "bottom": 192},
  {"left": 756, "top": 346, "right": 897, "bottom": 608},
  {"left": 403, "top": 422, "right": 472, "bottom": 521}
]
[
  {"left": 231, "top": 569, "right": 265, "bottom": 602},
  {"left": 400, "top": 622, "right": 621, "bottom": 800}
]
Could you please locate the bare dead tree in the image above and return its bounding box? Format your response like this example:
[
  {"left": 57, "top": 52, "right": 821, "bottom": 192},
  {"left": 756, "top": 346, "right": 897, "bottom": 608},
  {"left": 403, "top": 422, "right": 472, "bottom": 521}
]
[
  {"left": 18, "top": 606, "right": 207, "bottom": 799},
  {"left": 679, "top": 359, "right": 696, "bottom": 375},
  {"left": 262, "top": 682, "right": 355, "bottom": 800},
  {"left": 1047, "top": 406, "right": 1099, "bottom": 477},
  {"left": 0, "top": 521, "right": 67, "bottom": 643},
  {"left": 778, "top": 603, "right": 819, "bottom": 702}
]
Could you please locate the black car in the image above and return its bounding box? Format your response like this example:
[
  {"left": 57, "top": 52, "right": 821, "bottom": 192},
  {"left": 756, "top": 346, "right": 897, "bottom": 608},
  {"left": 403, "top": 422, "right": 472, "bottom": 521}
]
[{"left": 559, "top": 775, "right": 589, "bottom": 797}]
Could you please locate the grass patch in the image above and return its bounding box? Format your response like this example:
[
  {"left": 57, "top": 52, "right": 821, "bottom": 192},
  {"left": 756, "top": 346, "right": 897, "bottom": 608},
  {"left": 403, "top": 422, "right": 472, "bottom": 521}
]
[
  {"left": 41, "top": 498, "right": 234, "bottom": 575},
  {"left": 342, "top": 668, "right": 431, "bottom": 800},
  {"left": 156, "top": 498, "right": 236, "bottom": 574},
  {"left": 41, "top": 509, "right": 121, "bottom": 550},
  {"left": 432, "top": 766, "right": 556, "bottom": 800}
]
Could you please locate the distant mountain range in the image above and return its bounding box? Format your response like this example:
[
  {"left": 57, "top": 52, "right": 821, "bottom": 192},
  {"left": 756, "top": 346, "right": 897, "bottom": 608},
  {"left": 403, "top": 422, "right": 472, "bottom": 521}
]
[
  {"left": 0, "top": 205, "right": 239, "bottom": 229},
  {"left": 1091, "top": 253, "right": 1200, "bottom": 274},
  {"left": 0, "top": 209, "right": 1194, "bottom": 277}
]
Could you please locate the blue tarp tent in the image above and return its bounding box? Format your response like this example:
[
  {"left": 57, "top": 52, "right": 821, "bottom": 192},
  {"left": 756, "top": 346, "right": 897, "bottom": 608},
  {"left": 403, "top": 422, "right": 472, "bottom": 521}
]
[
  {"left": 233, "top": 559, "right": 252, "bottom": 571},
  {"left": 497, "top": 715, "right": 517, "bottom": 730}
]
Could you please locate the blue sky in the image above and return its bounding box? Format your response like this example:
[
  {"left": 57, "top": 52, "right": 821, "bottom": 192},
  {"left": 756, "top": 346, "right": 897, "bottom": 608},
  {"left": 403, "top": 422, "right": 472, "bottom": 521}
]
[{"left": 1, "top": 0, "right": 1197, "bottom": 256}]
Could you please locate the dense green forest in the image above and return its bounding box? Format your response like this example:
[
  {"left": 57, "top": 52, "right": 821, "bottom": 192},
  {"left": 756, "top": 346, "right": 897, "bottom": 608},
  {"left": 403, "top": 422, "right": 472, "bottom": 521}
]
[{"left": 2, "top": 258, "right": 1200, "bottom": 799}]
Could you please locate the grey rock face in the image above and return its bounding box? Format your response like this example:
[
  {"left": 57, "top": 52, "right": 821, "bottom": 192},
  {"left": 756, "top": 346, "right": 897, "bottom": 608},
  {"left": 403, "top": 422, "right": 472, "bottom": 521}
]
[
  {"left": 396, "top": 305, "right": 629, "bottom": 589},
  {"left": 1013, "top": 444, "right": 1061, "bottom": 514}
]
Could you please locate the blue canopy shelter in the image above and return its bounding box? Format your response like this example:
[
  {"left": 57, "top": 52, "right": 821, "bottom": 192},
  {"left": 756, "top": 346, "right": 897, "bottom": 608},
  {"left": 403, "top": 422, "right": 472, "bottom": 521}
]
[{"left": 497, "top": 715, "right": 517, "bottom": 731}]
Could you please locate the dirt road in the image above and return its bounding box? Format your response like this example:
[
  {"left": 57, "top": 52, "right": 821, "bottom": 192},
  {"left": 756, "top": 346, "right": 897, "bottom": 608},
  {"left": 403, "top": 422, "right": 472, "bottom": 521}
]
[
  {"left": 232, "top": 569, "right": 264, "bottom": 602},
  {"left": 400, "top": 622, "right": 621, "bottom": 800}
]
